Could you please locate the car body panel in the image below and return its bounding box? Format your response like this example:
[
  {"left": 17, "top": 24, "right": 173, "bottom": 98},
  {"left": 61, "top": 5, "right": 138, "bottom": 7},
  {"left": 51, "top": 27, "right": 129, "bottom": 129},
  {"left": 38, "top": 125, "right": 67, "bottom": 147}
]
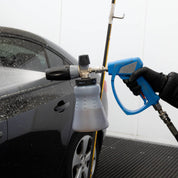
[
  {"left": 0, "top": 26, "right": 108, "bottom": 176},
  {"left": 0, "top": 119, "right": 7, "bottom": 144},
  {"left": 0, "top": 26, "right": 77, "bottom": 66}
]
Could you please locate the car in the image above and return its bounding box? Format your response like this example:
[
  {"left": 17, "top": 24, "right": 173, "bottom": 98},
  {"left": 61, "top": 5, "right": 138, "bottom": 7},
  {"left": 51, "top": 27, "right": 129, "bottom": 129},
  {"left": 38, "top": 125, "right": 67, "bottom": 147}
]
[{"left": 0, "top": 26, "right": 108, "bottom": 178}]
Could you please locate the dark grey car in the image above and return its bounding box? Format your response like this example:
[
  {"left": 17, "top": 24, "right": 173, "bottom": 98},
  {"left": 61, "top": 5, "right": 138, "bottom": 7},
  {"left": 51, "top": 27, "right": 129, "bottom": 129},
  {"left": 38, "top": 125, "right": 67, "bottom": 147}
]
[{"left": 0, "top": 27, "right": 108, "bottom": 178}]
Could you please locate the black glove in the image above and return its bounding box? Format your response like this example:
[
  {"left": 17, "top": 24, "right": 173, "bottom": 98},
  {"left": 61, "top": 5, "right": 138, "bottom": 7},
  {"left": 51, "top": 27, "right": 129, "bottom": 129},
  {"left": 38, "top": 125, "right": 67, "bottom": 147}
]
[
  {"left": 124, "top": 67, "right": 178, "bottom": 108},
  {"left": 124, "top": 67, "right": 167, "bottom": 95},
  {"left": 159, "top": 72, "right": 178, "bottom": 108}
]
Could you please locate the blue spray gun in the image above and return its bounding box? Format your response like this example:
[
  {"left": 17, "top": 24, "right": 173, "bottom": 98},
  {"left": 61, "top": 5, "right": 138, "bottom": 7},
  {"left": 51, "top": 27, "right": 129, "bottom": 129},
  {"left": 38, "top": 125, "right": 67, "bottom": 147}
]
[
  {"left": 107, "top": 57, "right": 160, "bottom": 115},
  {"left": 107, "top": 57, "right": 178, "bottom": 141},
  {"left": 83, "top": 56, "right": 178, "bottom": 141},
  {"left": 46, "top": 55, "right": 178, "bottom": 141}
]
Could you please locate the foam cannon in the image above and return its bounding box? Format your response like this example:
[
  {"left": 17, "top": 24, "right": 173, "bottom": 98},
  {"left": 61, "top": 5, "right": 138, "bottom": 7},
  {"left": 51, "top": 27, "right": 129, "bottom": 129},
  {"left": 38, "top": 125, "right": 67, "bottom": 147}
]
[{"left": 46, "top": 55, "right": 109, "bottom": 132}]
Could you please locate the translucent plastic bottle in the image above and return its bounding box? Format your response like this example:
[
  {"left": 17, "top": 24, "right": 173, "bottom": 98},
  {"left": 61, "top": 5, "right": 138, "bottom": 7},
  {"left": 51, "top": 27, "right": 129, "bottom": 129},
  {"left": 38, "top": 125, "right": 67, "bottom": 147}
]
[{"left": 72, "top": 79, "right": 109, "bottom": 132}]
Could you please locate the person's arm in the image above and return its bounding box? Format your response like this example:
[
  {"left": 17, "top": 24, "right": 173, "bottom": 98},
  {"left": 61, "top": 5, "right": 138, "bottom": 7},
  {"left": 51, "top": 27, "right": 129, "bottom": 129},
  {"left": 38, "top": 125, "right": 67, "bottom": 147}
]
[{"left": 124, "top": 67, "right": 178, "bottom": 108}]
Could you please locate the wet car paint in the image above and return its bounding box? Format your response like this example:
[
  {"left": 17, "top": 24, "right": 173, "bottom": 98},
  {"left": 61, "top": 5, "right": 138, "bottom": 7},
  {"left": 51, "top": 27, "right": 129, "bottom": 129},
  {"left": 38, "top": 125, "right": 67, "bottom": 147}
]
[{"left": 0, "top": 26, "right": 108, "bottom": 177}]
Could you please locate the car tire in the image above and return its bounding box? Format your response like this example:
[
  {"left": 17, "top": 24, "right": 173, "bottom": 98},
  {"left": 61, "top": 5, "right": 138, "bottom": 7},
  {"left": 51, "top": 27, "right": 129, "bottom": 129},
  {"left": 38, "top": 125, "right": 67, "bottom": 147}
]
[{"left": 65, "top": 132, "right": 99, "bottom": 178}]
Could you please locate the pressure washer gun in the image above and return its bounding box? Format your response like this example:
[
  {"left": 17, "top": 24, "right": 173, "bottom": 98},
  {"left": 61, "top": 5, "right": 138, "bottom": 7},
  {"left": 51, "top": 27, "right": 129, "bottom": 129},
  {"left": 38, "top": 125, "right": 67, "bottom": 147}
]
[
  {"left": 107, "top": 57, "right": 178, "bottom": 142},
  {"left": 107, "top": 57, "right": 160, "bottom": 115},
  {"left": 46, "top": 55, "right": 178, "bottom": 141}
]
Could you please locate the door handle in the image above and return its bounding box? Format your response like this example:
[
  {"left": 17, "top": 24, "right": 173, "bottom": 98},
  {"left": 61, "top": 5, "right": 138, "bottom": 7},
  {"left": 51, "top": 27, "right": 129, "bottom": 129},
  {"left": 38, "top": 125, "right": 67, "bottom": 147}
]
[
  {"left": 0, "top": 131, "right": 3, "bottom": 138},
  {"left": 54, "top": 100, "right": 70, "bottom": 113}
]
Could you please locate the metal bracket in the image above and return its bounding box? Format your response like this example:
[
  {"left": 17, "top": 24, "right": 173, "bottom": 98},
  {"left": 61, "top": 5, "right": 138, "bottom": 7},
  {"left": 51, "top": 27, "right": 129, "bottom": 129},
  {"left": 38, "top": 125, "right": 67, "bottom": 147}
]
[
  {"left": 109, "top": 3, "right": 125, "bottom": 24},
  {"left": 113, "top": 13, "right": 125, "bottom": 19}
]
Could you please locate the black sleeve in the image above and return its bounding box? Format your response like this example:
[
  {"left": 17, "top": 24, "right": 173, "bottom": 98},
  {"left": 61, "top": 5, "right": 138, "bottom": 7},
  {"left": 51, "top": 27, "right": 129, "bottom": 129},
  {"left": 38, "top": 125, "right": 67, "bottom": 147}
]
[{"left": 159, "top": 72, "right": 178, "bottom": 108}]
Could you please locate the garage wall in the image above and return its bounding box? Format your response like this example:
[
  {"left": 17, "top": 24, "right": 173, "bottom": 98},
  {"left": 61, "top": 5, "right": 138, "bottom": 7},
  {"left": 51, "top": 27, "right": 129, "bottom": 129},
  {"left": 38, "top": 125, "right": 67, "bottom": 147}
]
[
  {"left": 0, "top": 0, "right": 62, "bottom": 44},
  {"left": 61, "top": 0, "right": 178, "bottom": 146}
]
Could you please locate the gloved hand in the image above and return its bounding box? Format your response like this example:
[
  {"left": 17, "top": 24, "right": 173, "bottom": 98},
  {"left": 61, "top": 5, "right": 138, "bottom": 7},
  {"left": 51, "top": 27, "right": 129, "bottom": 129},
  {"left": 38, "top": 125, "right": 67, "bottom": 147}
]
[
  {"left": 124, "top": 67, "right": 178, "bottom": 108},
  {"left": 123, "top": 67, "right": 167, "bottom": 95}
]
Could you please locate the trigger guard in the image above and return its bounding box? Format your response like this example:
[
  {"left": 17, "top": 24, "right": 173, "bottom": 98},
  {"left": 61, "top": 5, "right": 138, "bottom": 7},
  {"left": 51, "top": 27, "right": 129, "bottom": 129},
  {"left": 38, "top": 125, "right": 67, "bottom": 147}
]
[{"left": 111, "top": 77, "right": 151, "bottom": 115}]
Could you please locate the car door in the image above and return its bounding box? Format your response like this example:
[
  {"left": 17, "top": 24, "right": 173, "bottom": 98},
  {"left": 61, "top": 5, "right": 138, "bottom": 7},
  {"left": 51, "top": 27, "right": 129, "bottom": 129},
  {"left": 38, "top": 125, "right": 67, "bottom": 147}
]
[
  {"left": 1, "top": 36, "right": 75, "bottom": 142},
  {"left": 0, "top": 37, "right": 45, "bottom": 170},
  {"left": 32, "top": 48, "right": 75, "bottom": 145},
  {"left": 0, "top": 36, "right": 76, "bottom": 176},
  {"left": 24, "top": 47, "right": 76, "bottom": 173}
]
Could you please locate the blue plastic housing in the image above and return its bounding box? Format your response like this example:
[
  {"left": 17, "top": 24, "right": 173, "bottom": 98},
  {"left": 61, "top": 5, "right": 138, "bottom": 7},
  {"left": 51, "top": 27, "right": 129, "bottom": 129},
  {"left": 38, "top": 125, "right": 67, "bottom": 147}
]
[{"left": 108, "top": 57, "right": 160, "bottom": 115}]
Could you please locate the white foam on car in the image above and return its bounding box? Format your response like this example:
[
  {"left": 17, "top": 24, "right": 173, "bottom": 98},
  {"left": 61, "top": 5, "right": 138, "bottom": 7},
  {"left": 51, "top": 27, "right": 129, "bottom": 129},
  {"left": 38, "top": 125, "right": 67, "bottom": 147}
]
[{"left": 0, "top": 67, "right": 45, "bottom": 91}]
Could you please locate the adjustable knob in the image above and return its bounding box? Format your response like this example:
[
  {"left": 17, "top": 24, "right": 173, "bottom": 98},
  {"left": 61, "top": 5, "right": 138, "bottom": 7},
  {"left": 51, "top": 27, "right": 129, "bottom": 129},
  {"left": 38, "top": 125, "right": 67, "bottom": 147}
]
[{"left": 79, "top": 55, "right": 90, "bottom": 66}]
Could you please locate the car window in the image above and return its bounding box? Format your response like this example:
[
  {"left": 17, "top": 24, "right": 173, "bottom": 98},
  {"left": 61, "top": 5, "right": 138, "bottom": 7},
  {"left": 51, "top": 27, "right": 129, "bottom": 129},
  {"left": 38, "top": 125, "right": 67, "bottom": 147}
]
[
  {"left": 0, "top": 37, "right": 48, "bottom": 72},
  {"left": 46, "top": 49, "right": 65, "bottom": 67}
]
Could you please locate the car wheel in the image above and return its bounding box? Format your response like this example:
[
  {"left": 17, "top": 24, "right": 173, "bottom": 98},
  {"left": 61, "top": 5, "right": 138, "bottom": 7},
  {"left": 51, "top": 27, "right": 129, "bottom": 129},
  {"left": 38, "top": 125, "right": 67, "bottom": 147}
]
[{"left": 65, "top": 132, "right": 99, "bottom": 178}]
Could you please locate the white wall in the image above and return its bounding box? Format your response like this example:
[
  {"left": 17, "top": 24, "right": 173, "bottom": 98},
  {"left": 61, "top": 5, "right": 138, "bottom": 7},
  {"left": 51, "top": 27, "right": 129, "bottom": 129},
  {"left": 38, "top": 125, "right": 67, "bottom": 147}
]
[
  {"left": 61, "top": 0, "right": 178, "bottom": 146},
  {"left": 0, "top": 0, "right": 62, "bottom": 44}
]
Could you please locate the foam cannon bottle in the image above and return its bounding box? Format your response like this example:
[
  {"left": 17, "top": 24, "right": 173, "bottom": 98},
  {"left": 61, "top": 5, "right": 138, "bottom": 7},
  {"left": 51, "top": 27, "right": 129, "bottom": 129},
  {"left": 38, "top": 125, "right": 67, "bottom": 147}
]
[{"left": 46, "top": 55, "right": 109, "bottom": 132}]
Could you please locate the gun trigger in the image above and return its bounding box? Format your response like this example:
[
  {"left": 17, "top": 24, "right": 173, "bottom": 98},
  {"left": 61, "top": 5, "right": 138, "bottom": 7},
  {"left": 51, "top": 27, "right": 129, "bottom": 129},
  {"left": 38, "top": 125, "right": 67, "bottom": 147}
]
[
  {"left": 140, "top": 92, "right": 147, "bottom": 104},
  {"left": 140, "top": 92, "right": 146, "bottom": 99}
]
